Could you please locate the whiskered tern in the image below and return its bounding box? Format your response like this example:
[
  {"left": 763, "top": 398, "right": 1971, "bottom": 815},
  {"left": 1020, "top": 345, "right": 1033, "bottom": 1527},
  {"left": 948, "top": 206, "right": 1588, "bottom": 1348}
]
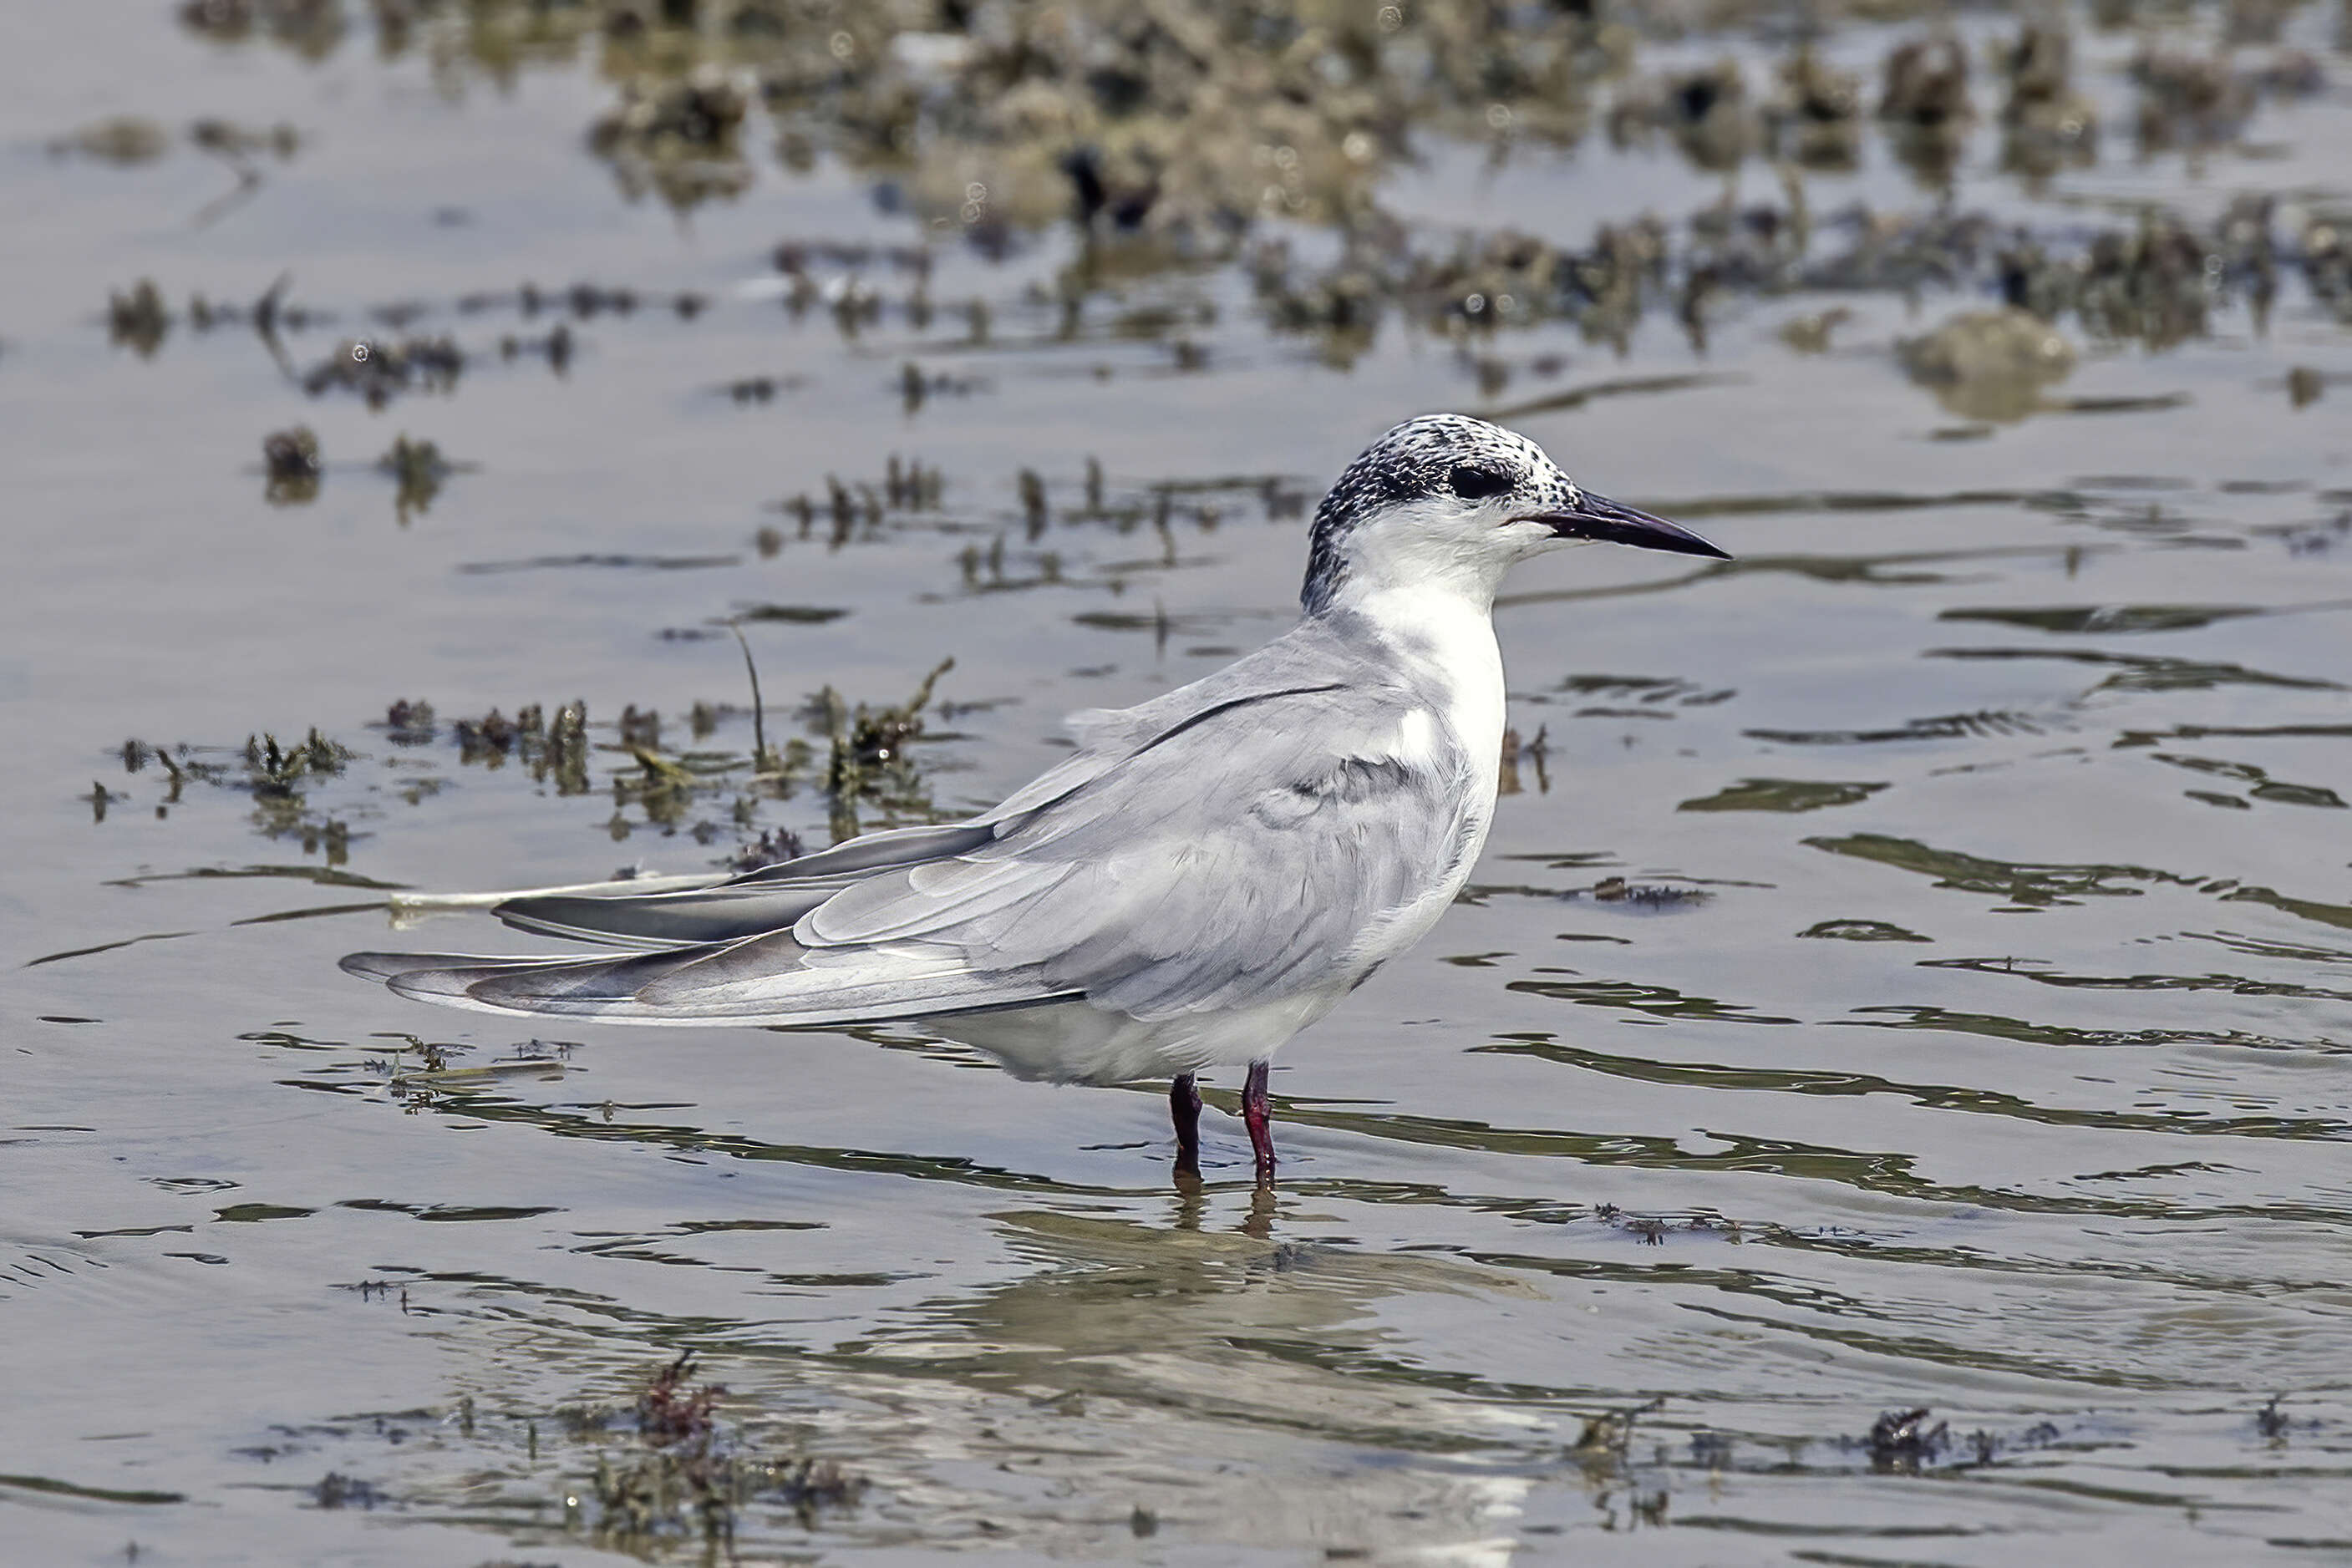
[{"left": 344, "top": 414, "right": 1730, "bottom": 1182}]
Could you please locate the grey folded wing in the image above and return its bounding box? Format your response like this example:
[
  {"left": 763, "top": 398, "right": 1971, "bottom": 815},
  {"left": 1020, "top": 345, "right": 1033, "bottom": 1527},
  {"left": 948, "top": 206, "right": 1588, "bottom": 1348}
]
[{"left": 344, "top": 639, "right": 1471, "bottom": 1027}]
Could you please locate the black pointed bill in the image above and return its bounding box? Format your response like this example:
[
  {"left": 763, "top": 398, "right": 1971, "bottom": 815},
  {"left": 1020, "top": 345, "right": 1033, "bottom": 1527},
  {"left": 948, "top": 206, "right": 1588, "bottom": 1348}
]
[{"left": 1521, "top": 492, "right": 1731, "bottom": 560}]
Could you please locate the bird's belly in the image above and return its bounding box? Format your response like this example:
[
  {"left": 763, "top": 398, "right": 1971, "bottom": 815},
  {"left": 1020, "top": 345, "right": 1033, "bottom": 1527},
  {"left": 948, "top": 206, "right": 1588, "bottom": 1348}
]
[{"left": 928, "top": 988, "right": 1344, "bottom": 1086}]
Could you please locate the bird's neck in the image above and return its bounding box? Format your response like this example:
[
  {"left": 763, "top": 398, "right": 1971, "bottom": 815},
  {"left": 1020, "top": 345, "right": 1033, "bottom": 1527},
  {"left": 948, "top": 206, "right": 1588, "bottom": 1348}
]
[
  {"left": 1319, "top": 578, "right": 1499, "bottom": 646},
  {"left": 1304, "top": 509, "right": 1515, "bottom": 618},
  {"left": 1313, "top": 580, "right": 1508, "bottom": 768}
]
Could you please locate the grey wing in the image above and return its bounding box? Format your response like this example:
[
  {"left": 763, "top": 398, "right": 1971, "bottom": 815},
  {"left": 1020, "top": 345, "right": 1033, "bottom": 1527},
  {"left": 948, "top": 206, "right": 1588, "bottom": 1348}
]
[
  {"left": 343, "top": 623, "right": 1472, "bottom": 1026},
  {"left": 794, "top": 679, "right": 1474, "bottom": 1021},
  {"left": 488, "top": 821, "right": 1004, "bottom": 949},
  {"left": 471, "top": 668, "right": 1228, "bottom": 953}
]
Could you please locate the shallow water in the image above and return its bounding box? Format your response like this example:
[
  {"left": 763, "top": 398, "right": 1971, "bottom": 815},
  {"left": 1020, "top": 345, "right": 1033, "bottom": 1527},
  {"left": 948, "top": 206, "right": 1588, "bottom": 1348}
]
[{"left": 7, "top": 3, "right": 2352, "bottom": 1563}]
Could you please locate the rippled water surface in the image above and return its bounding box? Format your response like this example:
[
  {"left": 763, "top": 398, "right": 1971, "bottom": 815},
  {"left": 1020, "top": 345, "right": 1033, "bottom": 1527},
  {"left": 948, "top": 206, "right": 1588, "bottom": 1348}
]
[{"left": 8, "top": 3, "right": 2352, "bottom": 1563}]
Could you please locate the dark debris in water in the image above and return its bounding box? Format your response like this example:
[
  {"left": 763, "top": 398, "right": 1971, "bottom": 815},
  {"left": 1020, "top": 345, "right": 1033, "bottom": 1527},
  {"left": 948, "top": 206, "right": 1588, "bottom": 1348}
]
[
  {"left": 1570, "top": 1394, "right": 1666, "bottom": 1464},
  {"left": 765, "top": 454, "right": 949, "bottom": 552},
  {"left": 110, "top": 649, "right": 961, "bottom": 876},
  {"left": 302, "top": 336, "right": 461, "bottom": 408},
  {"left": 1836, "top": 1408, "right": 2069, "bottom": 1474},
  {"left": 1898, "top": 306, "right": 2075, "bottom": 423},
  {"left": 727, "top": 825, "right": 806, "bottom": 874},
  {"left": 374, "top": 434, "right": 467, "bottom": 524},
  {"left": 246, "top": 1354, "right": 863, "bottom": 1548},
  {"left": 107, "top": 280, "right": 170, "bottom": 358},
  {"left": 311, "top": 1469, "right": 386, "bottom": 1510},
  {"left": 179, "top": 0, "right": 345, "bottom": 58},
  {"left": 1253, "top": 185, "right": 2335, "bottom": 371},
  {"left": 100, "top": 728, "right": 360, "bottom": 859},
  {"left": 1801, "top": 918, "right": 1934, "bottom": 943},
  {"left": 589, "top": 67, "right": 753, "bottom": 210},
  {"left": 262, "top": 425, "right": 320, "bottom": 505},
  {"left": 135, "top": 0, "right": 2349, "bottom": 387},
  {"left": 1862, "top": 1406, "right": 1948, "bottom": 1472},
  {"left": 1579, "top": 876, "right": 1713, "bottom": 912},
  {"left": 577, "top": 1353, "right": 866, "bottom": 1547},
  {"left": 810, "top": 657, "right": 954, "bottom": 842}
]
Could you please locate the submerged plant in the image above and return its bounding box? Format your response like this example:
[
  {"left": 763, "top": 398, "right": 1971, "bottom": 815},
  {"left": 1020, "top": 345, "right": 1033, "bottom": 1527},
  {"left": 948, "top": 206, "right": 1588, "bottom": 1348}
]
[
  {"left": 811, "top": 657, "right": 952, "bottom": 842},
  {"left": 262, "top": 424, "right": 321, "bottom": 505},
  {"left": 577, "top": 1354, "right": 865, "bottom": 1549}
]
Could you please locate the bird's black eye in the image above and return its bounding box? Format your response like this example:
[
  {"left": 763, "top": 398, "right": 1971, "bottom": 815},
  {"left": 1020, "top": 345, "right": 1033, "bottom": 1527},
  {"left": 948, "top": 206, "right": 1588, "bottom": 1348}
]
[{"left": 1449, "top": 464, "right": 1512, "bottom": 500}]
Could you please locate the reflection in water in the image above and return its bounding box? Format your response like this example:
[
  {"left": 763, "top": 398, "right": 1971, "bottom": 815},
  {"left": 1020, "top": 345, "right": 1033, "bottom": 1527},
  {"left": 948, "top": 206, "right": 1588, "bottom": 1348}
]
[{"left": 182, "top": 1021, "right": 2352, "bottom": 1560}]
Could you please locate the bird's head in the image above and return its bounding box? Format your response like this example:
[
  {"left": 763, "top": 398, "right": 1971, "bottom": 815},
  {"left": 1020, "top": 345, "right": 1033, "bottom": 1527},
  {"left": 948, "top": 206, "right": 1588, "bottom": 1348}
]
[{"left": 1300, "top": 414, "right": 1729, "bottom": 614}]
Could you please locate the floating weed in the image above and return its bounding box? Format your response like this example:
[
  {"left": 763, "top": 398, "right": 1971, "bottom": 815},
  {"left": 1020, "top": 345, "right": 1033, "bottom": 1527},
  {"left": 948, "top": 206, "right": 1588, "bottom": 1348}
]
[
  {"left": 310, "top": 1470, "right": 386, "bottom": 1510},
  {"left": 374, "top": 434, "right": 470, "bottom": 524},
  {"left": 495, "top": 320, "right": 573, "bottom": 374},
  {"left": 1860, "top": 1406, "right": 1948, "bottom": 1473},
  {"left": 1497, "top": 725, "right": 1551, "bottom": 797},
  {"left": 897, "top": 360, "right": 985, "bottom": 414},
  {"left": 242, "top": 730, "right": 356, "bottom": 856},
  {"left": 1582, "top": 876, "right": 1714, "bottom": 911},
  {"left": 261, "top": 425, "right": 320, "bottom": 505},
  {"left": 227, "top": 1352, "right": 861, "bottom": 1550},
  {"left": 47, "top": 114, "right": 170, "bottom": 164},
  {"left": 1568, "top": 1393, "right": 1666, "bottom": 1485},
  {"left": 302, "top": 335, "right": 461, "bottom": 409},
  {"left": 331, "top": 644, "right": 951, "bottom": 859},
  {"left": 810, "top": 657, "right": 953, "bottom": 842},
  {"left": 381, "top": 698, "right": 435, "bottom": 743},
  {"left": 587, "top": 69, "right": 752, "bottom": 211},
  {"left": 765, "top": 454, "right": 945, "bottom": 551},
  {"left": 139, "top": 2, "right": 2351, "bottom": 388},
  {"left": 102, "top": 682, "right": 860, "bottom": 870},
  {"left": 106, "top": 280, "right": 170, "bottom": 357},
  {"left": 573, "top": 1354, "right": 866, "bottom": 1550},
  {"left": 726, "top": 825, "right": 805, "bottom": 874},
  {"left": 451, "top": 708, "right": 520, "bottom": 764}
]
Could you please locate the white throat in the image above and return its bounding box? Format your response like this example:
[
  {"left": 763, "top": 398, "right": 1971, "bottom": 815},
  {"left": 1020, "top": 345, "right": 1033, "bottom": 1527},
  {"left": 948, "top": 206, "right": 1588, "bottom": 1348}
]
[
  {"left": 1318, "top": 500, "right": 1522, "bottom": 613},
  {"left": 1327, "top": 579, "right": 1509, "bottom": 804}
]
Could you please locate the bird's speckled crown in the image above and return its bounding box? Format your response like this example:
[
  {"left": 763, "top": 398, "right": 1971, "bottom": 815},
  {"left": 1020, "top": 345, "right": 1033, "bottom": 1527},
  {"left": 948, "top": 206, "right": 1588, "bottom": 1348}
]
[{"left": 1300, "top": 414, "right": 1575, "bottom": 611}]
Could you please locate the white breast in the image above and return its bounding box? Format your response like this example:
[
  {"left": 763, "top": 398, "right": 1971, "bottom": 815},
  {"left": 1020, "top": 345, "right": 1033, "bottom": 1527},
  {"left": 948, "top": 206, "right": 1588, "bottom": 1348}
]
[
  {"left": 1353, "top": 585, "right": 1507, "bottom": 790},
  {"left": 1344, "top": 586, "right": 1511, "bottom": 968}
]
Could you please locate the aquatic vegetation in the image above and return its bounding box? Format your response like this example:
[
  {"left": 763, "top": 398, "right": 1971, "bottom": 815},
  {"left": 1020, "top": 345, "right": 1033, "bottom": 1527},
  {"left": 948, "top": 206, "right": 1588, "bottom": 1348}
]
[
  {"left": 575, "top": 1354, "right": 866, "bottom": 1547},
  {"left": 1998, "top": 23, "right": 2099, "bottom": 181},
  {"left": 102, "top": 0, "right": 2349, "bottom": 411},
  {"left": 302, "top": 335, "right": 462, "bottom": 408},
  {"left": 106, "top": 280, "right": 170, "bottom": 358},
  {"left": 1897, "top": 306, "right": 2078, "bottom": 423},
  {"left": 373, "top": 433, "right": 463, "bottom": 523},
  {"left": 179, "top": 0, "right": 346, "bottom": 58},
  {"left": 1877, "top": 35, "right": 1975, "bottom": 185},
  {"left": 1765, "top": 48, "right": 1864, "bottom": 170},
  {"left": 104, "top": 730, "right": 359, "bottom": 861},
  {"left": 1862, "top": 1406, "right": 1948, "bottom": 1473},
  {"left": 46, "top": 116, "right": 170, "bottom": 164},
  {"left": 101, "top": 647, "right": 963, "bottom": 877},
  {"left": 1608, "top": 60, "right": 1755, "bottom": 173},
  {"left": 589, "top": 65, "right": 754, "bottom": 207},
  {"left": 262, "top": 425, "right": 321, "bottom": 505},
  {"left": 809, "top": 656, "right": 953, "bottom": 840},
  {"left": 766, "top": 454, "right": 949, "bottom": 551}
]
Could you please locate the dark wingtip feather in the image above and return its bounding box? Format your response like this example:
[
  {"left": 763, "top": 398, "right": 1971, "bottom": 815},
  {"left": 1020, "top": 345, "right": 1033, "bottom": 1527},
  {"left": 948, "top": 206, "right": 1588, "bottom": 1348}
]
[
  {"left": 342, "top": 950, "right": 424, "bottom": 984},
  {"left": 342, "top": 949, "right": 574, "bottom": 985}
]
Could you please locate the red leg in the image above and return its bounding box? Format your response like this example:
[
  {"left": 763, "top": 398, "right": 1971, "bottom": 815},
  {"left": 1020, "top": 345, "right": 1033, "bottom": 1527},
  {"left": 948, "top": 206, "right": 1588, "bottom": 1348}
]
[
  {"left": 1170, "top": 1073, "right": 1202, "bottom": 1178},
  {"left": 1242, "top": 1059, "right": 1276, "bottom": 1184}
]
